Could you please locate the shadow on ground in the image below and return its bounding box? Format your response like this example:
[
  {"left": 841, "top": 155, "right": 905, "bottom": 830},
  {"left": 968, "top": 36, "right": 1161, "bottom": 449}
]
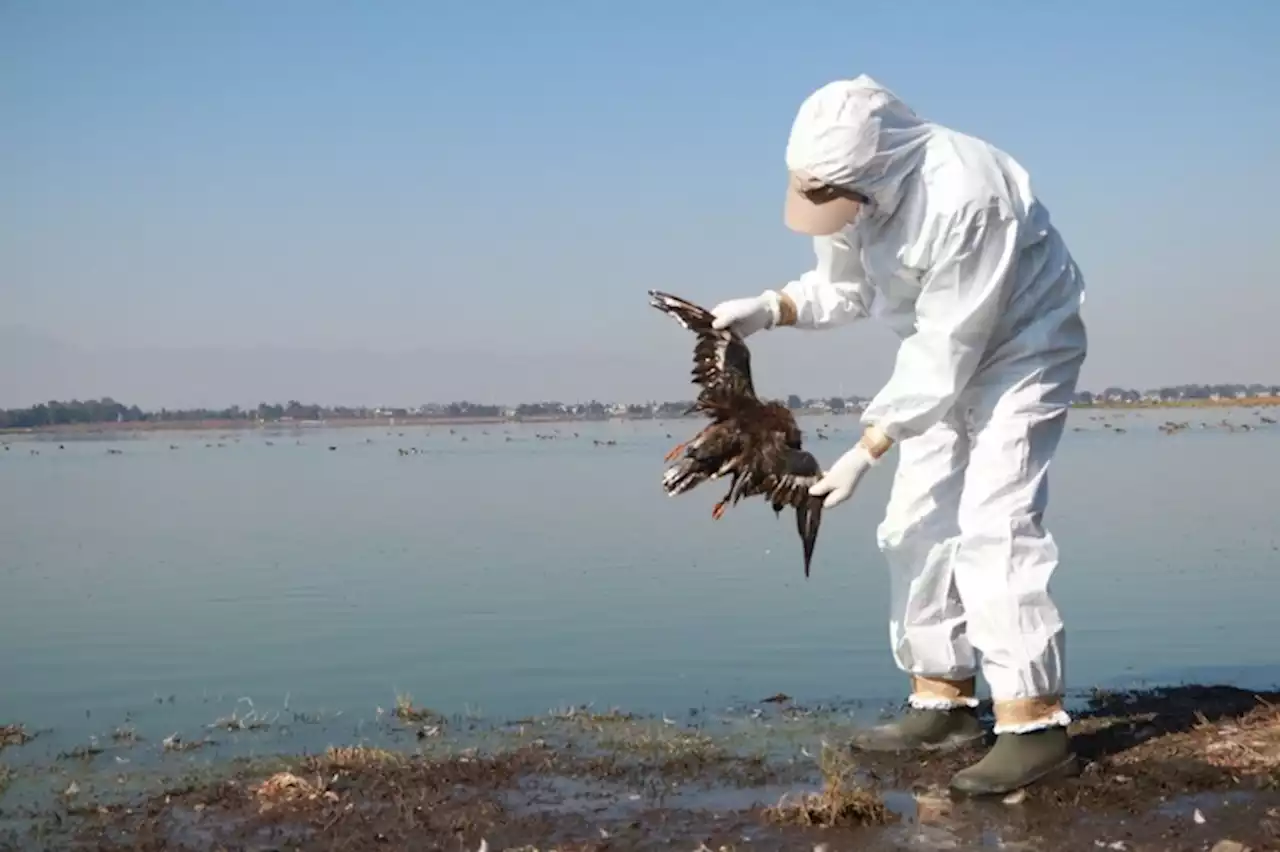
[{"left": 1072, "top": 684, "right": 1280, "bottom": 762}]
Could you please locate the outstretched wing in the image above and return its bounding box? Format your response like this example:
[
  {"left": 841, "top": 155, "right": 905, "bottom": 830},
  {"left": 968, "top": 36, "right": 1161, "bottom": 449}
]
[
  {"left": 648, "top": 290, "right": 757, "bottom": 410},
  {"left": 723, "top": 435, "right": 825, "bottom": 576},
  {"left": 764, "top": 447, "right": 822, "bottom": 511},
  {"left": 779, "top": 448, "right": 825, "bottom": 577},
  {"left": 751, "top": 443, "right": 825, "bottom": 577},
  {"left": 724, "top": 432, "right": 821, "bottom": 512}
]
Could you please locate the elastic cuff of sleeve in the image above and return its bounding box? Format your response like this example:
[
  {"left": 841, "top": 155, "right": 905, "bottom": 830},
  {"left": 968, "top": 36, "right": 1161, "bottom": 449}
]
[
  {"left": 863, "top": 416, "right": 912, "bottom": 445},
  {"left": 858, "top": 424, "right": 894, "bottom": 459},
  {"left": 854, "top": 442, "right": 880, "bottom": 467},
  {"left": 762, "top": 289, "right": 798, "bottom": 327},
  {"left": 776, "top": 292, "right": 798, "bottom": 326}
]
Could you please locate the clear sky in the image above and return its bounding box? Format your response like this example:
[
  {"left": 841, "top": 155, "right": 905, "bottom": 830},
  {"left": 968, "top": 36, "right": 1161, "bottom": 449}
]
[{"left": 3, "top": 1, "right": 1278, "bottom": 408}]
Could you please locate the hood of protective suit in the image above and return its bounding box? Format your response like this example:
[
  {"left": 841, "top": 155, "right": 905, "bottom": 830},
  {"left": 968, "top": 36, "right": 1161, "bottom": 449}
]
[{"left": 784, "top": 75, "right": 933, "bottom": 220}]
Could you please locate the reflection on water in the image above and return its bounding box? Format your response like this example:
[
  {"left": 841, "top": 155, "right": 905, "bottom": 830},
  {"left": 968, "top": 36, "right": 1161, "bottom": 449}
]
[{"left": 2, "top": 409, "right": 1279, "bottom": 760}]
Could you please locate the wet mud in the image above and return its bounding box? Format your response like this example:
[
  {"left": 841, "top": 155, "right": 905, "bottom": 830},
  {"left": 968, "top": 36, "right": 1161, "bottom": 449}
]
[{"left": 2, "top": 685, "right": 1279, "bottom": 851}]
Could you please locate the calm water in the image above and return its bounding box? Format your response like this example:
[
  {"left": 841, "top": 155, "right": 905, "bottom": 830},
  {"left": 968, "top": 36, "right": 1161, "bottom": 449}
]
[{"left": 2, "top": 410, "right": 1279, "bottom": 761}]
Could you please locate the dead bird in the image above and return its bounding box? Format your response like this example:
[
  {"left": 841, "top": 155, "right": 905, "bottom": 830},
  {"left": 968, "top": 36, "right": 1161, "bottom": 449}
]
[{"left": 649, "top": 290, "right": 825, "bottom": 577}]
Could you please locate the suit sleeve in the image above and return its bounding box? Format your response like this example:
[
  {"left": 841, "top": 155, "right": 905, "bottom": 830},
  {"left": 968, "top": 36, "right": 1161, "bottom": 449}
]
[
  {"left": 860, "top": 205, "right": 1018, "bottom": 441},
  {"left": 778, "top": 231, "right": 877, "bottom": 330}
]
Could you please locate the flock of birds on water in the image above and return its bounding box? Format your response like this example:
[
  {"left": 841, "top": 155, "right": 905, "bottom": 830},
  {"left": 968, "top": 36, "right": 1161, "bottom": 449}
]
[
  {"left": 0, "top": 426, "right": 630, "bottom": 456},
  {"left": 4, "top": 299, "right": 1278, "bottom": 579},
  {"left": 1068, "top": 411, "right": 1277, "bottom": 436},
  {"left": 1, "top": 410, "right": 1278, "bottom": 458}
]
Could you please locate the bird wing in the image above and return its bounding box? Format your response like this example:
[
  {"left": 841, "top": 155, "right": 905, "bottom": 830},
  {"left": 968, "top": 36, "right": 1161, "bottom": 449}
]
[
  {"left": 727, "top": 433, "right": 822, "bottom": 511},
  {"left": 647, "top": 290, "right": 758, "bottom": 413},
  {"left": 650, "top": 291, "right": 828, "bottom": 576},
  {"left": 767, "top": 447, "right": 823, "bottom": 509},
  {"left": 734, "top": 438, "right": 825, "bottom": 576}
]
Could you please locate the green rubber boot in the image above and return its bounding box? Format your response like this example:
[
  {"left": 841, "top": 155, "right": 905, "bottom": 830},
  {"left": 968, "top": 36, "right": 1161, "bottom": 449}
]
[
  {"left": 849, "top": 706, "right": 986, "bottom": 754},
  {"left": 949, "top": 726, "right": 1078, "bottom": 796}
]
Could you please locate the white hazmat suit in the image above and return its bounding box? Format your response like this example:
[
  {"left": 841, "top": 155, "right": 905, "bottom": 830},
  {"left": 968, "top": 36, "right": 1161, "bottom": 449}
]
[{"left": 722, "top": 76, "right": 1087, "bottom": 736}]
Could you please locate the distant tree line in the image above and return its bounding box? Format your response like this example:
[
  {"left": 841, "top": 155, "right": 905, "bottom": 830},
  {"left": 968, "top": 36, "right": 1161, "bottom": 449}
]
[
  {"left": 0, "top": 398, "right": 148, "bottom": 429},
  {"left": 0, "top": 397, "right": 518, "bottom": 429},
  {"left": 1075, "top": 383, "right": 1280, "bottom": 405},
  {"left": 0, "top": 398, "right": 338, "bottom": 429},
  {"left": 4, "top": 383, "right": 1280, "bottom": 430}
]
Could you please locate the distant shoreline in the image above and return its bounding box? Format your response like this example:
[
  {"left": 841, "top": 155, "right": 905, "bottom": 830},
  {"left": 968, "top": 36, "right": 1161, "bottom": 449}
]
[
  {"left": 1078, "top": 396, "right": 1280, "bottom": 411},
  {"left": 2, "top": 414, "right": 535, "bottom": 436},
  {"left": 3, "top": 395, "right": 1278, "bottom": 436}
]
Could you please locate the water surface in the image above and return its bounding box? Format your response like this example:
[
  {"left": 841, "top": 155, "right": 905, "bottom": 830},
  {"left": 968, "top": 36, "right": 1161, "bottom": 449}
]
[{"left": 2, "top": 408, "right": 1278, "bottom": 760}]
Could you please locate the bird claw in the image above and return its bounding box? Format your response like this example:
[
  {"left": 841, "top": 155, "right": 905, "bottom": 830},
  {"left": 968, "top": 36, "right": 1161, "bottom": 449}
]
[
  {"left": 711, "top": 501, "right": 726, "bottom": 520},
  {"left": 664, "top": 441, "right": 688, "bottom": 462}
]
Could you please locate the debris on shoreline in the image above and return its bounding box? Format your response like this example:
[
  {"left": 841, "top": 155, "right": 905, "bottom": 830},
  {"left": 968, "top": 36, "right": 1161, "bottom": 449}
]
[
  {"left": 0, "top": 724, "right": 33, "bottom": 750},
  {"left": 764, "top": 744, "right": 894, "bottom": 827},
  {"left": 251, "top": 771, "right": 338, "bottom": 813},
  {"left": 390, "top": 691, "right": 444, "bottom": 725},
  {"left": 3, "top": 685, "right": 1280, "bottom": 851}
]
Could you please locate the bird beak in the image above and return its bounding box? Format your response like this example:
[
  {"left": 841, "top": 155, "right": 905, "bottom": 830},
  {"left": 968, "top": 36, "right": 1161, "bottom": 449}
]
[{"left": 796, "top": 494, "right": 824, "bottom": 578}]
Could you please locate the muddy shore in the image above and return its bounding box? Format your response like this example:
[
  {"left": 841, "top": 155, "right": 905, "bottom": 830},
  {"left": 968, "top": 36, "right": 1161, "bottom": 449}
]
[{"left": 2, "top": 685, "right": 1278, "bottom": 851}]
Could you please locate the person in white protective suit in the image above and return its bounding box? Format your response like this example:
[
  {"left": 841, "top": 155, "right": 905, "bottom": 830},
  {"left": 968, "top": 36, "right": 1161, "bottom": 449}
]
[{"left": 711, "top": 75, "right": 1087, "bottom": 796}]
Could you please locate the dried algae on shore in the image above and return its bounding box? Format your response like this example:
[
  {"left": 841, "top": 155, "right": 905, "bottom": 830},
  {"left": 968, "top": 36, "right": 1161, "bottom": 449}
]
[{"left": 1, "top": 685, "right": 1279, "bottom": 851}]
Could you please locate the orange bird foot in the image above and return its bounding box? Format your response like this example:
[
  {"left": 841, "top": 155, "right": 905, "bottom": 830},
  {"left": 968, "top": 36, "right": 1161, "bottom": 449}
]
[
  {"left": 712, "top": 501, "right": 727, "bottom": 520},
  {"left": 664, "top": 441, "right": 689, "bottom": 462}
]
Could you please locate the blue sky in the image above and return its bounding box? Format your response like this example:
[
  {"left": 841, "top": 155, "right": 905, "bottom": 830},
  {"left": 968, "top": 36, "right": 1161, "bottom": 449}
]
[{"left": 2, "top": 1, "right": 1278, "bottom": 407}]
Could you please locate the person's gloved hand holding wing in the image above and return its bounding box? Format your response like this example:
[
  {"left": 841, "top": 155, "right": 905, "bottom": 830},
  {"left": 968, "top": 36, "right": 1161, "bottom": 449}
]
[
  {"left": 710, "top": 290, "right": 797, "bottom": 338},
  {"left": 711, "top": 288, "right": 892, "bottom": 509},
  {"left": 809, "top": 425, "right": 894, "bottom": 508}
]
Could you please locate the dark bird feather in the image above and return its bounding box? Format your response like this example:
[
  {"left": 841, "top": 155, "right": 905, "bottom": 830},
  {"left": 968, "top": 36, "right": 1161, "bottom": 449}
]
[{"left": 648, "top": 290, "right": 826, "bottom": 577}]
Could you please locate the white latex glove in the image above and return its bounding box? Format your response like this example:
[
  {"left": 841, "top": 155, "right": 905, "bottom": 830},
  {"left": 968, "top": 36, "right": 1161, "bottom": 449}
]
[
  {"left": 809, "top": 443, "right": 878, "bottom": 509},
  {"left": 710, "top": 291, "right": 782, "bottom": 338}
]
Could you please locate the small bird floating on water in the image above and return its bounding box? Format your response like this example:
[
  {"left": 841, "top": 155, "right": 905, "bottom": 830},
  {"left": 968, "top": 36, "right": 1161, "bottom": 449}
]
[{"left": 648, "top": 290, "right": 825, "bottom": 577}]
